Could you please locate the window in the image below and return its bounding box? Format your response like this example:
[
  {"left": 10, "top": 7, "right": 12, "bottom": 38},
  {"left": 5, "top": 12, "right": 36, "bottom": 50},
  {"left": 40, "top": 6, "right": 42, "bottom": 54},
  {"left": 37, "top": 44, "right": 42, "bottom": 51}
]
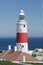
[
  {"left": 19, "top": 15, "right": 24, "bottom": 20},
  {"left": 20, "top": 44, "right": 21, "bottom": 46},
  {"left": 22, "top": 45, "right": 24, "bottom": 47},
  {"left": 24, "top": 25, "right": 25, "bottom": 27},
  {"left": 20, "top": 29, "right": 21, "bottom": 32}
]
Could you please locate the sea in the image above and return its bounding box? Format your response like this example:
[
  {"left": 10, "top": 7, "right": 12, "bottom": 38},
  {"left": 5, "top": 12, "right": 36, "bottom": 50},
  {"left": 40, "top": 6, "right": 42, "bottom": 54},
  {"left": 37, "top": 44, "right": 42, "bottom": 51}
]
[{"left": 0, "top": 37, "right": 43, "bottom": 50}]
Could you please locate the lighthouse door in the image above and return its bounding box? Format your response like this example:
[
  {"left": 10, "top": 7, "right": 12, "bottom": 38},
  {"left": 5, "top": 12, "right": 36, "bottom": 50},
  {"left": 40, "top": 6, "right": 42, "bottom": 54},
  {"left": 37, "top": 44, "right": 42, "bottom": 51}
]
[
  {"left": 17, "top": 44, "right": 22, "bottom": 52},
  {"left": 22, "top": 45, "right": 24, "bottom": 52},
  {"left": 19, "top": 44, "right": 22, "bottom": 52}
]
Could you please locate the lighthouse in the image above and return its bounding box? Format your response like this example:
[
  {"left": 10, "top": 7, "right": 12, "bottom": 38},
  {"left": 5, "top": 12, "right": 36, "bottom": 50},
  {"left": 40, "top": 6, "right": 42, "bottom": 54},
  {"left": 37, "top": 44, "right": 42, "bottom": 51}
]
[{"left": 16, "top": 10, "right": 28, "bottom": 52}]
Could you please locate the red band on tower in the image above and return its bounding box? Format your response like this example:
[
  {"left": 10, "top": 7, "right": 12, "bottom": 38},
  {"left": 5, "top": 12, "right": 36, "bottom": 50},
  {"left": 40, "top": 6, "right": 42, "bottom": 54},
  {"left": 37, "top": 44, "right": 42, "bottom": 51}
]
[{"left": 16, "top": 33, "right": 28, "bottom": 43}]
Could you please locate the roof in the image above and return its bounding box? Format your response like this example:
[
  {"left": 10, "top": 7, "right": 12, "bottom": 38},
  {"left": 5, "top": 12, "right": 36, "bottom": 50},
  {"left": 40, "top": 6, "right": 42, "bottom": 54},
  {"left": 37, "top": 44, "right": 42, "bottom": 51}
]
[
  {"left": 19, "top": 10, "right": 25, "bottom": 15},
  {"left": 0, "top": 50, "right": 40, "bottom": 62}
]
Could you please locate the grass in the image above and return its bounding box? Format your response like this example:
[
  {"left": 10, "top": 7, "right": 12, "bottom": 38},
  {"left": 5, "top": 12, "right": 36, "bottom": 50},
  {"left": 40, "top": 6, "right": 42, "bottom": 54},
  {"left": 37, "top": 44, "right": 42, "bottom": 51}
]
[
  {"left": 0, "top": 61, "right": 21, "bottom": 65},
  {"left": 0, "top": 61, "right": 43, "bottom": 65},
  {"left": 25, "top": 62, "right": 43, "bottom": 65}
]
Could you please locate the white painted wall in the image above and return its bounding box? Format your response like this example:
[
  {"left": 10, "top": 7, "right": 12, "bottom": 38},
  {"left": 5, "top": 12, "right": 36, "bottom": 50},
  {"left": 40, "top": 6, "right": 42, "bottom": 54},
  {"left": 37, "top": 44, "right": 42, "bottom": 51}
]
[
  {"left": 16, "top": 43, "right": 28, "bottom": 52},
  {"left": 23, "top": 56, "right": 26, "bottom": 62},
  {"left": 8, "top": 45, "right": 11, "bottom": 50},
  {"left": 17, "top": 21, "right": 27, "bottom": 33},
  {"left": 14, "top": 46, "right": 17, "bottom": 51}
]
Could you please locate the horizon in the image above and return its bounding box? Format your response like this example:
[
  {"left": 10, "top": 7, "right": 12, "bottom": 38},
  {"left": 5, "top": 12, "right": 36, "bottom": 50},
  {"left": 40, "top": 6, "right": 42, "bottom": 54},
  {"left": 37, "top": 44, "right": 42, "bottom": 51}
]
[
  {"left": 0, "top": 0, "right": 42, "bottom": 37},
  {"left": 0, "top": 37, "right": 42, "bottom": 38}
]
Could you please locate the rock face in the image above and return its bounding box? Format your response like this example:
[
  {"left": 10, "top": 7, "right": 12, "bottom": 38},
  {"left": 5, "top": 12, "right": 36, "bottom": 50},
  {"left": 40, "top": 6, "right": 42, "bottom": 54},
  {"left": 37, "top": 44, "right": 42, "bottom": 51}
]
[{"left": 0, "top": 50, "right": 39, "bottom": 62}]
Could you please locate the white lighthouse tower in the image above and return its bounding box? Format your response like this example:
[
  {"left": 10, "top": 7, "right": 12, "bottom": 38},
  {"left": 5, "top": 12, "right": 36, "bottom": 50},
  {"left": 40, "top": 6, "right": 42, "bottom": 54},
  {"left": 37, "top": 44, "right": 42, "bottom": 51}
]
[{"left": 16, "top": 10, "right": 28, "bottom": 52}]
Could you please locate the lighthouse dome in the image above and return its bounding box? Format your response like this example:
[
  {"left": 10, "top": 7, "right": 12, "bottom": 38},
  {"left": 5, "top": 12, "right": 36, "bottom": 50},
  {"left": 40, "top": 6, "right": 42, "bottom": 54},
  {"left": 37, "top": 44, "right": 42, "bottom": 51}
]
[
  {"left": 19, "top": 10, "right": 25, "bottom": 20},
  {"left": 19, "top": 10, "right": 25, "bottom": 15}
]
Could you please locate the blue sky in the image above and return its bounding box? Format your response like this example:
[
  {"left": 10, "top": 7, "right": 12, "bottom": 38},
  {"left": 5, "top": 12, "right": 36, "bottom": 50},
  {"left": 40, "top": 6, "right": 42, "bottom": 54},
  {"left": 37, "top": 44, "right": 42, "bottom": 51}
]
[{"left": 0, "top": 0, "right": 42, "bottom": 37}]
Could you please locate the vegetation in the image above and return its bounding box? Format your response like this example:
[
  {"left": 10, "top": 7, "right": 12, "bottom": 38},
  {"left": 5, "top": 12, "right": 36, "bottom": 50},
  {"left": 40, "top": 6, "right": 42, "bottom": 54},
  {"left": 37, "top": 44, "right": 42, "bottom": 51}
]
[
  {"left": 25, "top": 62, "right": 43, "bottom": 65},
  {"left": 0, "top": 61, "right": 21, "bottom": 65},
  {"left": 0, "top": 61, "right": 43, "bottom": 65}
]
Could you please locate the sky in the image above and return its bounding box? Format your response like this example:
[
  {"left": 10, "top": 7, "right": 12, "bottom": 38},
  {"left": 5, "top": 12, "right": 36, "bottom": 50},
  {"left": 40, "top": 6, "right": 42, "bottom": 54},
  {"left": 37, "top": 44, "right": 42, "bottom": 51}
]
[{"left": 0, "top": 0, "right": 42, "bottom": 37}]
